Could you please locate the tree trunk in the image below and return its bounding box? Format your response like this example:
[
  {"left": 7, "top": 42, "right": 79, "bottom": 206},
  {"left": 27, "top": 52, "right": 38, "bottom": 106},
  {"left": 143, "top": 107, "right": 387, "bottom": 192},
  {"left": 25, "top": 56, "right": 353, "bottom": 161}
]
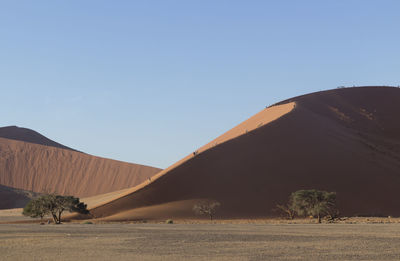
[
  {"left": 58, "top": 211, "right": 62, "bottom": 224},
  {"left": 288, "top": 210, "right": 294, "bottom": 220},
  {"left": 52, "top": 213, "right": 58, "bottom": 224},
  {"left": 317, "top": 214, "right": 321, "bottom": 223}
]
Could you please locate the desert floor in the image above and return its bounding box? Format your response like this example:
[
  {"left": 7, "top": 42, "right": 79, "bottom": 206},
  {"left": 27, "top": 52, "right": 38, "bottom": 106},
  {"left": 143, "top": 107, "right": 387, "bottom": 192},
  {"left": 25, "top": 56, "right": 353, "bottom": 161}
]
[{"left": 1, "top": 223, "right": 400, "bottom": 260}]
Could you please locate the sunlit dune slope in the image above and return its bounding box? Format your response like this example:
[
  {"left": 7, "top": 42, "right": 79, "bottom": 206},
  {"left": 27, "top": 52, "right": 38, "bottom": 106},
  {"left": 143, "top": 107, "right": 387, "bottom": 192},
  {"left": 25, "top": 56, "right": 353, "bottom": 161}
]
[
  {"left": 88, "top": 86, "right": 400, "bottom": 220},
  {"left": 0, "top": 137, "right": 161, "bottom": 198}
]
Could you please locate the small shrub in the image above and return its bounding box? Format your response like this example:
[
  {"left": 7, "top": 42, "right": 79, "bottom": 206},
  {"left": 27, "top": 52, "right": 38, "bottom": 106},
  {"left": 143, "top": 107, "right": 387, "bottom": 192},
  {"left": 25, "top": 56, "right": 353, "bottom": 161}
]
[
  {"left": 165, "top": 219, "right": 173, "bottom": 224},
  {"left": 82, "top": 221, "right": 93, "bottom": 224},
  {"left": 193, "top": 200, "right": 221, "bottom": 220}
]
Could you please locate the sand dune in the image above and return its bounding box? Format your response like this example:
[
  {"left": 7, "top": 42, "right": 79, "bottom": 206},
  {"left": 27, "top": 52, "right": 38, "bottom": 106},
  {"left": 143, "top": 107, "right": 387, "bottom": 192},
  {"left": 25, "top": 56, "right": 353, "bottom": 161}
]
[
  {"left": 88, "top": 86, "right": 400, "bottom": 220},
  {"left": 0, "top": 185, "right": 40, "bottom": 209},
  {"left": 0, "top": 133, "right": 161, "bottom": 199},
  {"left": 0, "top": 126, "right": 75, "bottom": 151}
]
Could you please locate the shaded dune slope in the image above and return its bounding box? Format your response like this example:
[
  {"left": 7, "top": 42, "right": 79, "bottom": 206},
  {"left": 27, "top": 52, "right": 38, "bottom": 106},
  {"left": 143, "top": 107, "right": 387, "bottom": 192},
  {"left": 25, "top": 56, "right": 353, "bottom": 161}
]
[
  {"left": 0, "top": 126, "right": 75, "bottom": 151},
  {"left": 0, "top": 185, "right": 40, "bottom": 209},
  {"left": 0, "top": 138, "right": 161, "bottom": 198},
  {"left": 89, "top": 87, "right": 400, "bottom": 220}
]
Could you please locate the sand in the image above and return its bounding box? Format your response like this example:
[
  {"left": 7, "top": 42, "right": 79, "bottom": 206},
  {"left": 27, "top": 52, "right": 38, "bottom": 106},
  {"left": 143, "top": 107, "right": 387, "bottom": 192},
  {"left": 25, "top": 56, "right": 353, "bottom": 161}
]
[
  {"left": 0, "top": 133, "right": 161, "bottom": 200},
  {"left": 87, "top": 86, "right": 400, "bottom": 220},
  {"left": 1, "top": 223, "right": 400, "bottom": 260},
  {"left": 0, "top": 126, "right": 75, "bottom": 151},
  {"left": 0, "top": 208, "right": 35, "bottom": 222},
  {"left": 0, "top": 185, "right": 41, "bottom": 209}
]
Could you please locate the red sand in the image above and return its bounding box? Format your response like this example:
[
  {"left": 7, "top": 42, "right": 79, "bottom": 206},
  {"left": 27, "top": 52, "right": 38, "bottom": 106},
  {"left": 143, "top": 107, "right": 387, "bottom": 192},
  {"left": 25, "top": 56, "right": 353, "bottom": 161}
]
[
  {"left": 0, "top": 133, "right": 161, "bottom": 198},
  {"left": 87, "top": 87, "right": 400, "bottom": 220}
]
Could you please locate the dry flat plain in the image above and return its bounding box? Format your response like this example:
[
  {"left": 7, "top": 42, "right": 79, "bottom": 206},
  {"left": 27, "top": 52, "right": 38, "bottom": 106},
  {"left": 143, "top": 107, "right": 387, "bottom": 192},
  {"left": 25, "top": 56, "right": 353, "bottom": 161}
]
[{"left": 1, "top": 223, "right": 400, "bottom": 260}]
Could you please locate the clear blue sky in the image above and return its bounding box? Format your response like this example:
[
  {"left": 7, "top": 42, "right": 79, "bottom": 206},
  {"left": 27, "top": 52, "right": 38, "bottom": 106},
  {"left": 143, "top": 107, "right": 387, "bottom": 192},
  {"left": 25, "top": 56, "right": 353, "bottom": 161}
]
[{"left": 1, "top": 1, "right": 399, "bottom": 168}]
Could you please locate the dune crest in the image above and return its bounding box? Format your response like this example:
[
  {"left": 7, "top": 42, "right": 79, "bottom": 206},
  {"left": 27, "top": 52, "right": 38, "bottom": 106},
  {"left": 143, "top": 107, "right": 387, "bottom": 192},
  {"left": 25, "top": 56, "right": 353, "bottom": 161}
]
[
  {"left": 85, "top": 102, "right": 295, "bottom": 210},
  {"left": 0, "top": 126, "right": 75, "bottom": 151}
]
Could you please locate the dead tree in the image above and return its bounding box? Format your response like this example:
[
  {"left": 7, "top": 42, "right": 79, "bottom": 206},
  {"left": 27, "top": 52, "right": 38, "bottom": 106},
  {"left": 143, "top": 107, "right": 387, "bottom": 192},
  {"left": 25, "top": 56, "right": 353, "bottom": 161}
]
[{"left": 193, "top": 200, "right": 221, "bottom": 220}]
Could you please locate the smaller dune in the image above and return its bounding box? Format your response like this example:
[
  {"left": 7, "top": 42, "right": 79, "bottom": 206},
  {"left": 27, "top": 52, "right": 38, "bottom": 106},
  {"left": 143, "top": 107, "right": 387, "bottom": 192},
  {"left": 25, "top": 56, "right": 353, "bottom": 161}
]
[{"left": 0, "top": 127, "right": 162, "bottom": 203}]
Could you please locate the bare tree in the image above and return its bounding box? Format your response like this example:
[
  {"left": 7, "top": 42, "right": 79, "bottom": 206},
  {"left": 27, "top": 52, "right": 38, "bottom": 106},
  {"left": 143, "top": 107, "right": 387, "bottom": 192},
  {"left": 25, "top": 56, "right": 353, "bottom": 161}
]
[
  {"left": 275, "top": 203, "right": 295, "bottom": 220},
  {"left": 193, "top": 200, "right": 221, "bottom": 220}
]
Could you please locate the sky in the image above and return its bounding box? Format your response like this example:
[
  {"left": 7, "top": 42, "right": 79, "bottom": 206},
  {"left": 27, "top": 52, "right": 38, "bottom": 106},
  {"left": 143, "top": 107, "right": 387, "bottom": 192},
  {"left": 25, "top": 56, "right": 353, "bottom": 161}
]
[{"left": 1, "top": 1, "right": 399, "bottom": 168}]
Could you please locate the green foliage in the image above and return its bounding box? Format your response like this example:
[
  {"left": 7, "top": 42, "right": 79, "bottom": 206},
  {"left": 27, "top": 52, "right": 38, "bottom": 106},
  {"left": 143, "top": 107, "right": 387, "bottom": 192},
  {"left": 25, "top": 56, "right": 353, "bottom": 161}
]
[
  {"left": 22, "top": 196, "right": 49, "bottom": 219},
  {"left": 289, "top": 189, "right": 337, "bottom": 223},
  {"left": 22, "top": 194, "right": 89, "bottom": 224},
  {"left": 82, "top": 221, "right": 93, "bottom": 224},
  {"left": 165, "top": 219, "right": 173, "bottom": 224},
  {"left": 193, "top": 200, "right": 221, "bottom": 220}
]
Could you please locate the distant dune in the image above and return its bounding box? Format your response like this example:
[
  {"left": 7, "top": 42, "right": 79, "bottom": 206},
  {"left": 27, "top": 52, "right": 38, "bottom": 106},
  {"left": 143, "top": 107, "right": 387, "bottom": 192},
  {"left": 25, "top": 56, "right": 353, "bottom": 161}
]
[
  {"left": 0, "top": 128, "right": 161, "bottom": 201},
  {"left": 88, "top": 87, "right": 400, "bottom": 220},
  {"left": 0, "top": 126, "right": 76, "bottom": 151}
]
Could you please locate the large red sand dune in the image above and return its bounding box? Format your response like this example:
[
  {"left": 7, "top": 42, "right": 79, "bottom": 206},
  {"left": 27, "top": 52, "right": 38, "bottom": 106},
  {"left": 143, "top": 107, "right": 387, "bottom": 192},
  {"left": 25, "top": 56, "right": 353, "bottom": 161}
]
[
  {"left": 0, "top": 127, "right": 161, "bottom": 202},
  {"left": 88, "top": 86, "right": 400, "bottom": 220}
]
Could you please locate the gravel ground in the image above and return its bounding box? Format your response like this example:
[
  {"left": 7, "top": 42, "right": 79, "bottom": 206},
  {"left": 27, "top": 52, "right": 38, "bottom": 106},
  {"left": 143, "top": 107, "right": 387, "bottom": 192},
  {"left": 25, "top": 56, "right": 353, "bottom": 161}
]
[{"left": 1, "top": 223, "right": 400, "bottom": 260}]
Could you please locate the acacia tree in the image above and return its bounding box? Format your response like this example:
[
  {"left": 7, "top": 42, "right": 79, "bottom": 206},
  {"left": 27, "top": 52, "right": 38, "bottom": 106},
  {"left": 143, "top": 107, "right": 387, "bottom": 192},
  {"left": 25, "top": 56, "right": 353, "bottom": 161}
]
[
  {"left": 23, "top": 194, "right": 89, "bottom": 224},
  {"left": 193, "top": 200, "right": 221, "bottom": 220},
  {"left": 22, "top": 196, "right": 50, "bottom": 220},
  {"left": 290, "top": 189, "right": 337, "bottom": 223},
  {"left": 48, "top": 195, "right": 89, "bottom": 224}
]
